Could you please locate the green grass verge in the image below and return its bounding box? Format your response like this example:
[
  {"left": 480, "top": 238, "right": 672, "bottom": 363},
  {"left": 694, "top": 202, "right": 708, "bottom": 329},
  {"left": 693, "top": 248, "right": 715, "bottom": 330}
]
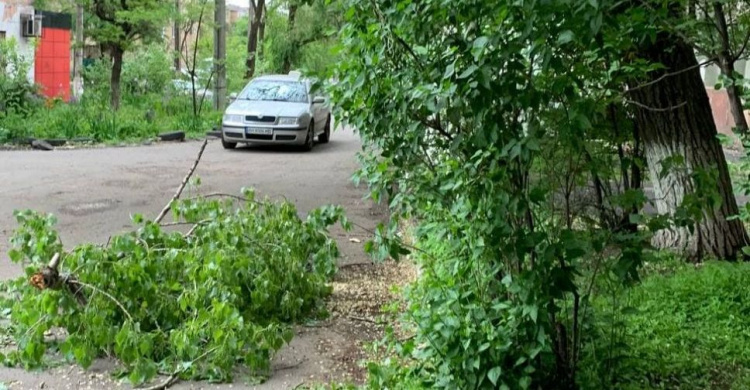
[{"left": 584, "top": 261, "right": 750, "bottom": 390}]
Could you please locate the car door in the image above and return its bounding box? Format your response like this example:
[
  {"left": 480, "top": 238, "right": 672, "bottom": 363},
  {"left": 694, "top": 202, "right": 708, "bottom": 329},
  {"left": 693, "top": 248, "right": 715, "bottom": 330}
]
[
  {"left": 308, "top": 81, "right": 325, "bottom": 132},
  {"left": 313, "top": 96, "right": 326, "bottom": 131}
]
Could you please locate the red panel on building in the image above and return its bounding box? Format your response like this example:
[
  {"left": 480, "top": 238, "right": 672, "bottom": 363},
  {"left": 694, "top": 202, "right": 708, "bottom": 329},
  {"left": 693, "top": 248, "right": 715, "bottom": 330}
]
[{"left": 34, "top": 11, "right": 72, "bottom": 102}]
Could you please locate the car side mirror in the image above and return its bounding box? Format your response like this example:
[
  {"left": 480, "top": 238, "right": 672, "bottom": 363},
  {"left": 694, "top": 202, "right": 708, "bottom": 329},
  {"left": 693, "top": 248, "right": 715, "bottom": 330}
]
[
  {"left": 229, "top": 92, "right": 238, "bottom": 101},
  {"left": 313, "top": 96, "right": 326, "bottom": 104}
]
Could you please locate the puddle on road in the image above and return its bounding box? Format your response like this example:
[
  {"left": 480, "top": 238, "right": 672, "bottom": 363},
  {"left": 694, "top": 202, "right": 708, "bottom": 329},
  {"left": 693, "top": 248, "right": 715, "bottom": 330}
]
[{"left": 59, "top": 199, "right": 119, "bottom": 216}]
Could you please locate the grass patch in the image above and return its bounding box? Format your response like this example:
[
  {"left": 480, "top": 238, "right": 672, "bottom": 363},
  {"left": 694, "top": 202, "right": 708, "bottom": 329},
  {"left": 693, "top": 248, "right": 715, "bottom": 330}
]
[
  {"left": 0, "top": 95, "right": 220, "bottom": 145},
  {"left": 583, "top": 261, "right": 750, "bottom": 390}
]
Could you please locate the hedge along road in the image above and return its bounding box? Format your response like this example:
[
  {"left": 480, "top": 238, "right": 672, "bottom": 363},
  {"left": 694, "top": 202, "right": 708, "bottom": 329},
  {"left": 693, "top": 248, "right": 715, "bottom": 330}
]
[{"left": 0, "top": 126, "right": 388, "bottom": 389}]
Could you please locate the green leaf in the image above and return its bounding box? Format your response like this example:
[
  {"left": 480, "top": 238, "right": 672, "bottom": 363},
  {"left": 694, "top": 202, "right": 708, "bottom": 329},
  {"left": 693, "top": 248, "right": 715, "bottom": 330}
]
[
  {"left": 444, "top": 62, "right": 456, "bottom": 79},
  {"left": 473, "top": 36, "right": 489, "bottom": 50},
  {"left": 458, "top": 65, "right": 478, "bottom": 79},
  {"left": 557, "top": 30, "right": 574, "bottom": 45},
  {"left": 488, "top": 366, "right": 502, "bottom": 385}
]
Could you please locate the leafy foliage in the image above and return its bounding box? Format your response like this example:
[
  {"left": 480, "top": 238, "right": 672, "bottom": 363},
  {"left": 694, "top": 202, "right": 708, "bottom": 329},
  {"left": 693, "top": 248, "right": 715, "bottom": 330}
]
[
  {"left": 327, "top": 0, "right": 728, "bottom": 388},
  {"left": 0, "top": 38, "right": 39, "bottom": 120},
  {"left": 0, "top": 190, "right": 348, "bottom": 384}
]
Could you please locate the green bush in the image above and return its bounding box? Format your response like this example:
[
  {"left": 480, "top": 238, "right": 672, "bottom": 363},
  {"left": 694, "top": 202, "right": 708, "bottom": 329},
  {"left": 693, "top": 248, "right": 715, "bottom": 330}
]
[
  {"left": 0, "top": 37, "right": 41, "bottom": 133},
  {"left": 580, "top": 262, "right": 750, "bottom": 390},
  {"left": 122, "top": 44, "right": 174, "bottom": 97}
]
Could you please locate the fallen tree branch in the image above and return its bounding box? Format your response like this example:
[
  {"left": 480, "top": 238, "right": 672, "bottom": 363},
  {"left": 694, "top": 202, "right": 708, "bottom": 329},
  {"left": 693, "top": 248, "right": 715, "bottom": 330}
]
[
  {"left": 339, "top": 262, "right": 375, "bottom": 269},
  {"left": 348, "top": 315, "right": 379, "bottom": 324},
  {"left": 274, "top": 357, "right": 307, "bottom": 371},
  {"left": 155, "top": 139, "right": 209, "bottom": 224},
  {"left": 30, "top": 253, "right": 87, "bottom": 305},
  {"left": 142, "top": 347, "right": 218, "bottom": 390},
  {"left": 184, "top": 223, "right": 201, "bottom": 238},
  {"left": 68, "top": 280, "right": 133, "bottom": 322}
]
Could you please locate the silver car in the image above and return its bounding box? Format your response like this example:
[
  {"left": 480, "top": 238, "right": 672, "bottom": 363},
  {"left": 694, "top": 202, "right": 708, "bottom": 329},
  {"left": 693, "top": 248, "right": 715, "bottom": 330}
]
[{"left": 221, "top": 74, "right": 331, "bottom": 150}]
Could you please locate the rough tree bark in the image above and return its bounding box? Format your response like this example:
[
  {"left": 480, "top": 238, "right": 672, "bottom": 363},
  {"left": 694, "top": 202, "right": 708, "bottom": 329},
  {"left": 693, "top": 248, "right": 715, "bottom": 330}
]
[
  {"left": 245, "top": 0, "right": 265, "bottom": 79},
  {"left": 713, "top": 1, "right": 748, "bottom": 135},
  {"left": 628, "top": 31, "right": 749, "bottom": 260},
  {"left": 110, "top": 45, "right": 124, "bottom": 111}
]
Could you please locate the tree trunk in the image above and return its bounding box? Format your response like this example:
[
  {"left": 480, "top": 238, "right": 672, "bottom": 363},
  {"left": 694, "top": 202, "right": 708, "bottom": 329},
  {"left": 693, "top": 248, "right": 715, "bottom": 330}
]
[
  {"left": 72, "top": 4, "right": 84, "bottom": 102},
  {"left": 213, "top": 0, "right": 227, "bottom": 110},
  {"left": 245, "top": 0, "right": 265, "bottom": 79},
  {"left": 174, "top": 0, "right": 181, "bottom": 71},
  {"left": 629, "top": 32, "right": 749, "bottom": 260},
  {"left": 110, "top": 45, "right": 123, "bottom": 111},
  {"left": 281, "top": 4, "right": 297, "bottom": 74},
  {"left": 713, "top": 2, "right": 748, "bottom": 135},
  {"left": 720, "top": 63, "right": 748, "bottom": 135},
  {"left": 258, "top": 12, "right": 266, "bottom": 57}
]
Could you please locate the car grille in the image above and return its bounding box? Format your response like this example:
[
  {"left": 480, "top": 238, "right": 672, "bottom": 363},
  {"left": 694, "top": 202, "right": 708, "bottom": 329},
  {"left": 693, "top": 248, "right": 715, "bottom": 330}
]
[
  {"left": 276, "top": 135, "right": 296, "bottom": 141},
  {"left": 224, "top": 131, "right": 243, "bottom": 138},
  {"left": 245, "top": 115, "right": 276, "bottom": 123},
  {"left": 246, "top": 134, "right": 273, "bottom": 140}
]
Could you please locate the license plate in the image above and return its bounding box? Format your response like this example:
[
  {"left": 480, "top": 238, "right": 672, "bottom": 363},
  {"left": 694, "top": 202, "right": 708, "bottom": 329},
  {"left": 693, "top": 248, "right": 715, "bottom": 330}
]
[{"left": 246, "top": 127, "right": 273, "bottom": 135}]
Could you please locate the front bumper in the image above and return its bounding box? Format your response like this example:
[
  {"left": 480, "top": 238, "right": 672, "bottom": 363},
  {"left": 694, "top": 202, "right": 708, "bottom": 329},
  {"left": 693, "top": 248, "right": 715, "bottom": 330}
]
[{"left": 222, "top": 125, "right": 306, "bottom": 145}]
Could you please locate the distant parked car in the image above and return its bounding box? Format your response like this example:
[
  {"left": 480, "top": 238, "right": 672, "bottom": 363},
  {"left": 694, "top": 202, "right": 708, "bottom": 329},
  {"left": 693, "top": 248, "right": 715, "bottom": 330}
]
[
  {"left": 220, "top": 73, "right": 331, "bottom": 151},
  {"left": 170, "top": 79, "right": 214, "bottom": 100}
]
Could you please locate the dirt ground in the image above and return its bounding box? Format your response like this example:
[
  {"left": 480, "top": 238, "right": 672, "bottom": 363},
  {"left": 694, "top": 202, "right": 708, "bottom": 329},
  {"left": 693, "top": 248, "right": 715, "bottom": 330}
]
[{"left": 0, "top": 128, "right": 414, "bottom": 389}]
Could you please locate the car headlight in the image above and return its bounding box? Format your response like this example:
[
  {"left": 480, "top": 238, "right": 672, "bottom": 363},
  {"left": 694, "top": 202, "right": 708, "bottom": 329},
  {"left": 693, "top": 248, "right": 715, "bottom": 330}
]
[
  {"left": 278, "top": 117, "right": 299, "bottom": 125},
  {"left": 223, "top": 114, "right": 243, "bottom": 123}
]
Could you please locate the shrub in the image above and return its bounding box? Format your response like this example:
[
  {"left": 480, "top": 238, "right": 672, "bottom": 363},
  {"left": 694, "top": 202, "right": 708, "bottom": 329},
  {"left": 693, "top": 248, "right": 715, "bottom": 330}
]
[
  {"left": 0, "top": 38, "right": 39, "bottom": 118},
  {"left": 121, "top": 44, "right": 174, "bottom": 98}
]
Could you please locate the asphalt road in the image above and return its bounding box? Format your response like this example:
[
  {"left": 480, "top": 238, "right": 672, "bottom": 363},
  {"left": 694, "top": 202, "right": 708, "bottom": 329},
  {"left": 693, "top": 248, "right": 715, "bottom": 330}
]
[{"left": 0, "top": 127, "right": 375, "bottom": 279}]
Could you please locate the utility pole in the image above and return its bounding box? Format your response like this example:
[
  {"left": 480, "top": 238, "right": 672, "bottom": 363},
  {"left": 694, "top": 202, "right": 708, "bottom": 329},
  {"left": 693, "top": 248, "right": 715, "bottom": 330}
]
[
  {"left": 213, "top": 0, "right": 227, "bottom": 110},
  {"left": 72, "top": 4, "right": 84, "bottom": 101},
  {"left": 174, "top": 0, "right": 181, "bottom": 72}
]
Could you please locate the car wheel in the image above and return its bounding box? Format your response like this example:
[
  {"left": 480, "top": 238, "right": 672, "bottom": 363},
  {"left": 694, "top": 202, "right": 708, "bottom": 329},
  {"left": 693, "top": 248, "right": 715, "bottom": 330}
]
[
  {"left": 303, "top": 121, "right": 315, "bottom": 151},
  {"left": 221, "top": 133, "right": 237, "bottom": 150},
  {"left": 318, "top": 115, "right": 331, "bottom": 144}
]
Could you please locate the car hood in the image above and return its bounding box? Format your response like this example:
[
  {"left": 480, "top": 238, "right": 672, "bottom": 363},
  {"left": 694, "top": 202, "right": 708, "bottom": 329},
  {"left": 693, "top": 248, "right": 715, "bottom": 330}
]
[{"left": 225, "top": 100, "right": 309, "bottom": 117}]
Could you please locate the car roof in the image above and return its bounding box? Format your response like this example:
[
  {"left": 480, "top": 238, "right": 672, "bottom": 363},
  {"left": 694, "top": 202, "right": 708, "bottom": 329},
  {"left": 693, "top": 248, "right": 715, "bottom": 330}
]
[{"left": 253, "top": 74, "right": 306, "bottom": 82}]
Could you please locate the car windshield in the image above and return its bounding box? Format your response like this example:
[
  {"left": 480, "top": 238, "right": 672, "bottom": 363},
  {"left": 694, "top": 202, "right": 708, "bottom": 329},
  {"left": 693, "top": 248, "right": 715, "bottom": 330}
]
[{"left": 239, "top": 80, "right": 308, "bottom": 103}]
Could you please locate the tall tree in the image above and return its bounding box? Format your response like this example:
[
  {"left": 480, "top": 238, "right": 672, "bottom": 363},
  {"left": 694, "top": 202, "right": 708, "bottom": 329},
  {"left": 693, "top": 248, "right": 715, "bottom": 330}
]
[
  {"left": 245, "top": 0, "right": 265, "bottom": 79},
  {"left": 627, "top": 12, "right": 749, "bottom": 260},
  {"left": 680, "top": 1, "right": 750, "bottom": 135},
  {"left": 78, "top": 0, "right": 171, "bottom": 110}
]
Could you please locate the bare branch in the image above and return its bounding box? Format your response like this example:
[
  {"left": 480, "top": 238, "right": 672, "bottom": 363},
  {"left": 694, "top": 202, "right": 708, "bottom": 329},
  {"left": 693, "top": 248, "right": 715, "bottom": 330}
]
[
  {"left": 625, "top": 59, "right": 714, "bottom": 93},
  {"left": 155, "top": 139, "right": 209, "bottom": 224},
  {"left": 734, "top": 29, "right": 750, "bottom": 60},
  {"left": 625, "top": 99, "right": 687, "bottom": 112},
  {"left": 69, "top": 280, "right": 133, "bottom": 322}
]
